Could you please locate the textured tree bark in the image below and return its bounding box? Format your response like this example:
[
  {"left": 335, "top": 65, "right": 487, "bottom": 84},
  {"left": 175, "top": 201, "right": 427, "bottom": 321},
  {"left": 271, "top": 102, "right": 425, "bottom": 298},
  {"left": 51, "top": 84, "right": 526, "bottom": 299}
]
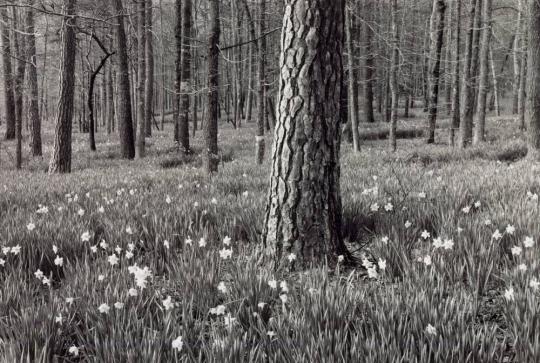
[
  {"left": 513, "top": 0, "right": 523, "bottom": 115},
  {"left": 256, "top": 0, "right": 267, "bottom": 164},
  {"left": 389, "top": 0, "right": 399, "bottom": 152},
  {"left": 13, "top": 7, "right": 26, "bottom": 169},
  {"left": 48, "top": 0, "right": 77, "bottom": 173},
  {"left": 263, "top": 0, "right": 348, "bottom": 268},
  {"left": 449, "top": 0, "right": 461, "bottom": 147},
  {"left": 1, "top": 7, "right": 16, "bottom": 140},
  {"left": 145, "top": 0, "right": 154, "bottom": 138},
  {"left": 136, "top": 0, "right": 147, "bottom": 158},
  {"left": 519, "top": 47, "right": 527, "bottom": 131},
  {"left": 458, "top": 0, "right": 476, "bottom": 149},
  {"left": 173, "top": 0, "right": 182, "bottom": 142},
  {"left": 178, "top": 0, "right": 192, "bottom": 153},
  {"left": 203, "top": 0, "right": 220, "bottom": 174},
  {"left": 107, "top": 67, "right": 115, "bottom": 134},
  {"left": 363, "top": 1, "right": 375, "bottom": 124},
  {"left": 473, "top": 0, "right": 492, "bottom": 145},
  {"left": 425, "top": 0, "right": 446, "bottom": 144},
  {"left": 469, "top": 0, "right": 482, "bottom": 113},
  {"left": 113, "top": 0, "right": 135, "bottom": 159},
  {"left": 26, "top": 1, "right": 41, "bottom": 157},
  {"left": 528, "top": 0, "right": 540, "bottom": 160},
  {"left": 346, "top": 3, "right": 360, "bottom": 153}
]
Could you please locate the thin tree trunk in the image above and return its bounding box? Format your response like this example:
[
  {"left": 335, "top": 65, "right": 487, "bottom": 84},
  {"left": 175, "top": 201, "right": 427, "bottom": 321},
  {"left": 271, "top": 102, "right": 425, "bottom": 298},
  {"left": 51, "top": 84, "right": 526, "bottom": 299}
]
[
  {"left": 178, "top": 0, "right": 192, "bottom": 153},
  {"left": 527, "top": 0, "right": 540, "bottom": 159},
  {"left": 1, "top": 7, "right": 16, "bottom": 140},
  {"left": 513, "top": 0, "right": 523, "bottom": 115},
  {"left": 203, "top": 0, "right": 220, "bottom": 174},
  {"left": 145, "top": 0, "right": 154, "bottom": 138},
  {"left": 458, "top": 0, "right": 476, "bottom": 149},
  {"left": 389, "top": 0, "right": 399, "bottom": 151},
  {"left": 489, "top": 46, "right": 500, "bottom": 117},
  {"left": 473, "top": 0, "right": 492, "bottom": 145},
  {"left": 425, "top": 0, "right": 447, "bottom": 144},
  {"left": 346, "top": 3, "right": 360, "bottom": 152},
  {"left": 48, "top": 0, "right": 77, "bottom": 173},
  {"left": 256, "top": 0, "right": 267, "bottom": 164},
  {"left": 449, "top": 0, "right": 461, "bottom": 146},
  {"left": 364, "top": 1, "right": 375, "bottom": 123},
  {"left": 136, "top": 0, "right": 146, "bottom": 158},
  {"left": 27, "top": 1, "right": 41, "bottom": 157}
]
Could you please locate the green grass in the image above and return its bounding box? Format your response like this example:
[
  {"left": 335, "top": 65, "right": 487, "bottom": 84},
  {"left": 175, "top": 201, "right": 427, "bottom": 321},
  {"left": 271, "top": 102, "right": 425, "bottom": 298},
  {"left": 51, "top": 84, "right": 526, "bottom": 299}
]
[{"left": 0, "top": 112, "right": 538, "bottom": 362}]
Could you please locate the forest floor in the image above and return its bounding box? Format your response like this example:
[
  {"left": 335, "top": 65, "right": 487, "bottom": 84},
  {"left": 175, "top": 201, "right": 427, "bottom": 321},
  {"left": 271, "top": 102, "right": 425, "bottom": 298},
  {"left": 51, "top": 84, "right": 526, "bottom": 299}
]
[{"left": 0, "top": 110, "right": 538, "bottom": 362}]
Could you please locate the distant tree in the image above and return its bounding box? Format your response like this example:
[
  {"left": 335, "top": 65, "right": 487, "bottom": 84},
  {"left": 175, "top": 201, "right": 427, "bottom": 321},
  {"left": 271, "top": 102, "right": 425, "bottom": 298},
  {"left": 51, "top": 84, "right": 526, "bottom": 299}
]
[
  {"left": 145, "top": 0, "right": 154, "bottom": 138},
  {"left": 363, "top": 0, "right": 375, "bottom": 124},
  {"left": 0, "top": 6, "right": 15, "bottom": 140},
  {"left": 49, "top": 0, "right": 78, "bottom": 173},
  {"left": 178, "top": 0, "right": 192, "bottom": 154},
  {"left": 263, "top": 0, "right": 349, "bottom": 267},
  {"left": 256, "top": 0, "right": 267, "bottom": 164},
  {"left": 458, "top": 0, "right": 476, "bottom": 149},
  {"left": 389, "top": 0, "right": 399, "bottom": 152},
  {"left": 449, "top": 0, "right": 461, "bottom": 146},
  {"left": 425, "top": 0, "right": 447, "bottom": 144},
  {"left": 203, "top": 0, "right": 220, "bottom": 174},
  {"left": 346, "top": 1, "right": 360, "bottom": 153}
]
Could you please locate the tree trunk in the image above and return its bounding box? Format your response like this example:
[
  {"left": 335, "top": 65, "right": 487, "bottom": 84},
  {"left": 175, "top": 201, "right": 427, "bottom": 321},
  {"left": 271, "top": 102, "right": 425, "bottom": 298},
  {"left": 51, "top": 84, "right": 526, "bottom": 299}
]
[
  {"left": 449, "top": 0, "right": 461, "bottom": 147},
  {"left": 425, "top": 0, "right": 447, "bottom": 144},
  {"left": 113, "top": 0, "right": 135, "bottom": 159},
  {"left": 389, "top": 0, "right": 399, "bottom": 151},
  {"left": 1, "top": 7, "right": 16, "bottom": 141},
  {"left": 458, "top": 0, "right": 476, "bottom": 149},
  {"left": 26, "top": 1, "right": 41, "bottom": 157},
  {"left": 203, "top": 0, "right": 220, "bottom": 174},
  {"left": 363, "top": 1, "right": 375, "bottom": 123},
  {"left": 513, "top": 0, "right": 523, "bottom": 115},
  {"left": 519, "top": 31, "right": 528, "bottom": 131},
  {"left": 346, "top": 3, "right": 360, "bottom": 153},
  {"left": 473, "top": 0, "right": 492, "bottom": 145},
  {"left": 263, "top": 0, "right": 348, "bottom": 267},
  {"left": 528, "top": 0, "right": 540, "bottom": 160},
  {"left": 48, "top": 0, "right": 77, "bottom": 173},
  {"left": 173, "top": 0, "right": 182, "bottom": 142},
  {"left": 145, "top": 0, "right": 154, "bottom": 138},
  {"left": 179, "top": 0, "right": 192, "bottom": 153},
  {"left": 256, "top": 0, "right": 267, "bottom": 164},
  {"left": 489, "top": 46, "right": 500, "bottom": 117},
  {"left": 13, "top": 7, "right": 27, "bottom": 169},
  {"left": 136, "top": 0, "right": 147, "bottom": 158}
]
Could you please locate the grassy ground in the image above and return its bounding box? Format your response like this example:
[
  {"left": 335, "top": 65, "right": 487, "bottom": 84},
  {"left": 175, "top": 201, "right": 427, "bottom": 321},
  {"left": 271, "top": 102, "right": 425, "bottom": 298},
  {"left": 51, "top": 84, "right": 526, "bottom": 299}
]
[{"left": 0, "top": 110, "right": 538, "bottom": 362}]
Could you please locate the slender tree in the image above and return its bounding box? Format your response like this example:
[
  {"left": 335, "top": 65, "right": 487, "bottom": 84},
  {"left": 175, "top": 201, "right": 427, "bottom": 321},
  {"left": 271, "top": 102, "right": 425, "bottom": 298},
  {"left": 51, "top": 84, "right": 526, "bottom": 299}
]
[
  {"left": 389, "top": 0, "right": 399, "bottom": 151},
  {"left": 425, "top": 0, "right": 447, "bottom": 144},
  {"left": 48, "top": 0, "right": 78, "bottom": 173},
  {"left": 178, "top": 0, "right": 192, "bottom": 153},
  {"left": 145, "top": 0, "right": 154, "bottom": 137},
  {"left": 1, "top": 6, "right": 15, "bottom": 141},
  {"left": 136, "top": 0, "right": 147, "bottom": 158},
  {"left": 458, "top": 0, "right": 476, "bottom": 148},
  {"left": 473, "top": 0, "right": 492, "bottom": 144},
  {"left": 528, "top": 0, "right": 540, "bottom": 160},
  {"left": 203, "top": 0, "right": 220, "bottom": 174},
  {"left": 26, "top": 0, "right": 41, "bottom": 156},
  {"left": 263, "top": 0, "right": 349, "bottom": 267},
  {"left": 256, "top": 0, "right": 267, "bottom": 163},
  {"left": 346, "top": 2, "right": 360, "bottom": 153},
  {"left": 449, "top": 0, "right": 461, "bottom": 146}
]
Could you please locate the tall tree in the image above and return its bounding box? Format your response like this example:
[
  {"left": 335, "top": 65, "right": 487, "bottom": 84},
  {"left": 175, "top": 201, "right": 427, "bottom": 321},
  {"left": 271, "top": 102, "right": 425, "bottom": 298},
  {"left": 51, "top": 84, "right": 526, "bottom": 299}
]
[
  {"left": 363, "top": 0, "right": 375, "bottom": 124},
  {"left": 26, "top": 0, "right": 41, "bottom": 157},
  {"left": 473, "top": 0, "right": 492, "bottom": 144},
  {"left": 136, "top": 0, "right": 147, "bottom": 158},
  {"left": 178, "top": 0, "right": 192, "bottom": 153},
  {"left": 513, "top": 0, "right": 523, "bottom": 115},
  {"left": 458, "top": 0, "right": 476, "bottom": 149},
  {"left": 145, "top": 0, "right": 154, "bottom": 137},
  {"left": 203, "top": 0, "right": 220, "bottom": 174},
  {"left": 13, "top": 6, "right": 26, "bottom": 169},
  {"left": 48, "top": 0, "right": 78, "bottom": 173},
  {"left": 449, "top": 0, "right": 461, "bottom": 146},
  {"left": 113, "top": 0, "right": 135, "bottom": 159},
  {"left": 425, "top": 0, "right": 447, "bottom": 144},
  {"left": 389, "top": 0, "right": 399, "bottom": 151},
  {"left": 528, "top": 0, "right": 540, "bottom": 160},
  {"left": 173, "top": 0, "right": 182, "bottom": 142},
  {"left": 1, "top": 6, "right": 15, "bottom": 140},
  {"left": 346, "top": 2, "right": 360, "bottom": 153},
  {"left": 256, "top": 0, "right": 267, "bottom": 164},
  {"left": 263, "top": 0, "right": 349, "bottom": 267}
]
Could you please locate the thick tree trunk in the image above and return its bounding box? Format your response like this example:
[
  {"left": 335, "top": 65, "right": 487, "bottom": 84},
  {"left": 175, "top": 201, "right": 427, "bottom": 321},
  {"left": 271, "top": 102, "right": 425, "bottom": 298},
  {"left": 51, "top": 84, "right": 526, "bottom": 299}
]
[
  {"left": 26, "top": 2, "right": 41, "bottom": 157},
  {"left": 1, "top": 7, "right": 16, "bottom": 141},
  {"left": 473, "top": 0, "right": 492, "bottom": 145},
  {"left": 346, "top": 3, "right": 360, "bottom": 152},
  {"left": 449, "top": 0, "right": 461, "bottom": 146},
  {"left": 113, "top": 0, "right": 135, "bottom": 159},
  {"left": 458, "top": 0, "right": 476, "bottom": 149},
  {"left": 389, "top": 0, "right": 399, "bottom": 151},
  {"left": 179, "top": 0, "right": 192, "bottom": 153},
  {"left": 425, "top": 0, "right": 447, "bottom": 144},
  {"left": 203, "top": 0, "right": 220, "bottom": 174},
  {"left": 145, "top": 0, "right": 154, "bottom": 138},
  {"left": 136, "top": 0, "right": 147, "bottom": 158},
  {"left": 48, "top": 0, "right": 77, "bottom": 173},
  {"left": 263, "top": 0, "right": 348, "bottom": 267}
]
